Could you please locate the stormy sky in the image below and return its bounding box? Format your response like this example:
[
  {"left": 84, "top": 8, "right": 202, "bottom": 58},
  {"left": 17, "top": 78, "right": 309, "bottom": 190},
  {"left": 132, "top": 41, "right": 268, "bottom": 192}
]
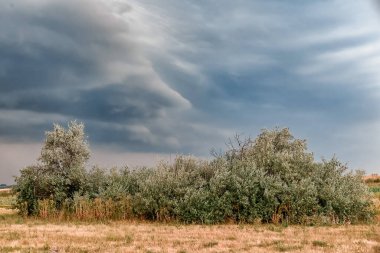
[{"left": 1, "top": 0, "right": 380, "bottom": 184}]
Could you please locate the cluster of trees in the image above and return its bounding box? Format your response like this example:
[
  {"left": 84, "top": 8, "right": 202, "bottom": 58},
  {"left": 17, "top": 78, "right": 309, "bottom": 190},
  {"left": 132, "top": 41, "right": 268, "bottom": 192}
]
[
  {"left": 0, "top": 184, "right": 9, "bottom": 189},
  {"left": 13, "top": 122, "right": 375, "bottom": 224}
]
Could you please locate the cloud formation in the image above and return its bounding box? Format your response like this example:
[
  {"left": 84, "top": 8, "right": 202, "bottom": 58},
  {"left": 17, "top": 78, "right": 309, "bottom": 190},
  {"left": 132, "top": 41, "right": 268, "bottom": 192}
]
[
  {"left": 0, "top": 0, "right": 195, "bottom": 148},
  {"left": 1, "top": 0, "right": 380, "bottom": 183}
]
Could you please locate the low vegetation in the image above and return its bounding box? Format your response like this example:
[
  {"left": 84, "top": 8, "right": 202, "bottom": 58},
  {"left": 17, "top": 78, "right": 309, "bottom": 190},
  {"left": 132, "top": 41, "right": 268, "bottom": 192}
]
[{"left": 13, "top": 122, "right": 375, "bottom": 224}]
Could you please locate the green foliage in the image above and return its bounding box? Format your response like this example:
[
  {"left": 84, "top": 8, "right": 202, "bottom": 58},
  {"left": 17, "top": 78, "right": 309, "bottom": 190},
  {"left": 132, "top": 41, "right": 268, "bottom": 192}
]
[
  {"left": 13, "top": 124, "right": 375, "bottom": 224},
  {"left": 370, "top": 187, "right": 380, "bottom": 193},
  {"left": 313, "top": 159, "right": 374, "bottom": 223},
  {"left": 13, "top": 121, "right": 89, "bottom": 215}
]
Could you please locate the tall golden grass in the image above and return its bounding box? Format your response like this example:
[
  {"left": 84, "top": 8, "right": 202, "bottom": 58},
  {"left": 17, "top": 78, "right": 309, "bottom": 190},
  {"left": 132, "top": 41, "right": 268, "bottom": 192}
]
[{"left": 36, "top": 197, "right": 133, "bottom": 221}]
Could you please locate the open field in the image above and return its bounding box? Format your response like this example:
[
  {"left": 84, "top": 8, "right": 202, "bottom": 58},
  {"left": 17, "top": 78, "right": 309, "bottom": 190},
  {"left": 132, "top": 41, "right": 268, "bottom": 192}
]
[{"left": 0, "top": 212, "right": 379, "bottom": 253}]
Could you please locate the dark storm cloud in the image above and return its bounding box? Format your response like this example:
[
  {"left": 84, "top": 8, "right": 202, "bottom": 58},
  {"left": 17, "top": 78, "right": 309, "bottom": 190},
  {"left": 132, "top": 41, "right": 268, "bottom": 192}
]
[
  {"left": 0, "top": 82, "right": 181, "bottom": 122},
  {"left": 0, "top": 0, "right": 380, "bottom": 183},
  {"left": 0, "top": 1, "right": 112, "bottom": 91},
  {"left": 143, "top": 0, "right": 380, "bottom": 169},
  {"left": 0, "top": 0, "right": 193, "bottom": 153},
  {"left": 151, "top": 0, "right": 380, "bottom": 128}
]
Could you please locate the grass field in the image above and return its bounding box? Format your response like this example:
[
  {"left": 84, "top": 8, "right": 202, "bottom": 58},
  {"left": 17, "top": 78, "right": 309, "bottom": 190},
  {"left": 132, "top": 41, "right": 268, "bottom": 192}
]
[
  {"left": 0, "top": 188, "right": 15, "bottom": 208},
  {"left": 0, "top": 185, "right": 379, "bottom": 253},
  {"left": 0, "top": 211, "right": 379, "bottom": 253}
]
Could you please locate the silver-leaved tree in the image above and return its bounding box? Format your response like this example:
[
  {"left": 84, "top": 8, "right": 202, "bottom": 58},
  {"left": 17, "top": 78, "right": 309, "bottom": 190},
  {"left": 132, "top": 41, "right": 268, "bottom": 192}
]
[{"left": 13, "top": 121, "right": 90, "bottom": 215}]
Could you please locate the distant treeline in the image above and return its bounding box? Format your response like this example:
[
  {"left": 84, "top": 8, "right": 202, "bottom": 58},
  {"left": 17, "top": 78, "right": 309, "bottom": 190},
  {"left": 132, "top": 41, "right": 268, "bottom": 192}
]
[
  {"left": 365, "top": 178, "right": 380, "bottom": 184},
  {"left": 13, "top": 122, "right": 375, "bottom": 224}
]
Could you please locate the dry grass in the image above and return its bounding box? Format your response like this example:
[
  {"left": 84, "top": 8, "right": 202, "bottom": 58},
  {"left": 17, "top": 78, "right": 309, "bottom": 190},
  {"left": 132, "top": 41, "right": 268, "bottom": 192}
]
[
  {"left": 0, "top": 197, "right": 15, "bottom": 208},
  {"left": 0, "top": 208, "right": 17, "bottom": 215},
  {"left": 0, "top": 213, "right": 379, "bottom": 253}
]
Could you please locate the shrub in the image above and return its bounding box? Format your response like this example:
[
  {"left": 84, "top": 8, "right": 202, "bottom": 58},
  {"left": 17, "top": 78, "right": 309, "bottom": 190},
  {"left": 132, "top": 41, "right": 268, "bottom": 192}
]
[{"left": 13, "top": 123, "right": 375, "bottom": 224}]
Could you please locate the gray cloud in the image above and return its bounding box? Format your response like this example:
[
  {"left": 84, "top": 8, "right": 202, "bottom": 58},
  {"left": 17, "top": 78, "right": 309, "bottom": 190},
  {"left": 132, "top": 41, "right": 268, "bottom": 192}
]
[
  {"left": 1, "top": 0, "right": 380, "bottom": 184},
  {"left": 0, "top": 0, "right": 194, "bottom": 152}
]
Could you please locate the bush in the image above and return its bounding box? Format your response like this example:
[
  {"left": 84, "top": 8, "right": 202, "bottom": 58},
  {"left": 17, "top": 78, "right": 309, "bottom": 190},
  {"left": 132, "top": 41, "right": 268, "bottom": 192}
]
[
  {"left": 313, "top": 159, "right": 374, "bottom": 223},
  {"left": 13, "top": 123, "right": 375, "bottom": 224}
]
